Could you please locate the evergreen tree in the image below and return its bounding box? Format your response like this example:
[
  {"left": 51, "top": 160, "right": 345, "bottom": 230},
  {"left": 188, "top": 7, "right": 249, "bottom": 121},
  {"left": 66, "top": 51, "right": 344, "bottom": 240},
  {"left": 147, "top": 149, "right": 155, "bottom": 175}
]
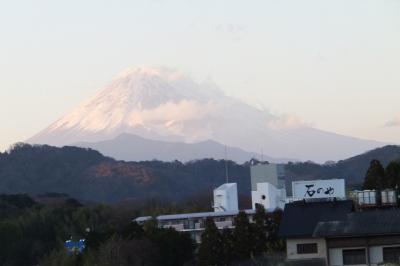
[
  {"left": 146, "top": 228, "right": 195, "bottom": 266},
  {"left": 266, "top": 209, "right": 285, "bottom": 252},
  {"left": 385, "top": 161, "right": 400, "bottom": 189},
  {"left": 363, "top": 159, "right": 385, "bottom": 190},
  {"left": 198, "top": 217, "right": 223, "bottom": 266},
  {"left": 232, "top": 211, "right": 253, "bottom": 261},
  {"left": 252, "top": 204, "right": 267, "bottom": 256},
  {"left": 221, "top": 228, "right": 234, "bottom": 265}
]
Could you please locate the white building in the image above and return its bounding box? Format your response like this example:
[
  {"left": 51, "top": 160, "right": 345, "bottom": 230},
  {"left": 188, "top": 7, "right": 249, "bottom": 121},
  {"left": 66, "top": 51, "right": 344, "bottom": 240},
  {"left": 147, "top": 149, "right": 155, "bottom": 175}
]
[
  {"left": 134, "top": 182, "right": 274, "bottom": 243},
  {"left": 213, "top": 183, "right": 239, "bottom": 212},
  {"left": 251, "top": 182, "right": 286, "bottom": 210},
  {"left": 135, "top": 209, "right": 257, "bottom": 243},
  {"left": 250, "top": 163, "right": 287, "bottom": 210}
]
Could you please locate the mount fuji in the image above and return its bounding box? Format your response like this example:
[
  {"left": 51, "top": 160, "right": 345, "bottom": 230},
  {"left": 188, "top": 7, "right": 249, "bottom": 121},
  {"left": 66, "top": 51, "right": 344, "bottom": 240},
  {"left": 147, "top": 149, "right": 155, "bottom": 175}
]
[{"left": 29, "top": 67, "right": 385, "bottom": 162}]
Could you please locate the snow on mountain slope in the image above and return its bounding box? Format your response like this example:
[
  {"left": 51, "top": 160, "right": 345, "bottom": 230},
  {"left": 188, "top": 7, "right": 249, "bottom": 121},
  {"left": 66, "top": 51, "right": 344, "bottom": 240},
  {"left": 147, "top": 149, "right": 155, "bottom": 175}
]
[{"left": 29, "top": 67, "right": 386, "bottom": 162}]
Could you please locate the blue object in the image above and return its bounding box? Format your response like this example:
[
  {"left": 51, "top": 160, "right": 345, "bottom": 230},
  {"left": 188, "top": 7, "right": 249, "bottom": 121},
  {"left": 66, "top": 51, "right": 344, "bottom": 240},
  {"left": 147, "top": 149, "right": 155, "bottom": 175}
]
[{"left": 65, "top": 239, "right": 85, "bottom": 254}]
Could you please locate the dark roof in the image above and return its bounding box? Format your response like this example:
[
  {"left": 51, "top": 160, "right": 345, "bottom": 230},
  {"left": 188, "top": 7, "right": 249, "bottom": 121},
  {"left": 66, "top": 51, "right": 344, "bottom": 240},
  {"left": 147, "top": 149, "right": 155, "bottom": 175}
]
[
  {"left": 313, "top": 208, "right": 400, "bottom": 238},
  {"left": 279, "top": 200, "right": 354, "bottom": 238}
]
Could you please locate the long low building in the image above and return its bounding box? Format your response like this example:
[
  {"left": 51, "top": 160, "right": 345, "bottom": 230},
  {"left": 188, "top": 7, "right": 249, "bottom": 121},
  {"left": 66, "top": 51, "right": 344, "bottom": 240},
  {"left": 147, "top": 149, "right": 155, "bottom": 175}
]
[{"left": 135, "top": 209, "right": 258, "bottom": 243}]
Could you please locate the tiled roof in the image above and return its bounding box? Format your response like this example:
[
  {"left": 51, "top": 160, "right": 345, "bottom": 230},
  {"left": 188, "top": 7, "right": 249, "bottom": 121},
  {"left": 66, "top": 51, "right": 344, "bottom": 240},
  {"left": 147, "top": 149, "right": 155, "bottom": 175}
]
[
  {"left": 313, "top": 208, "right": 400, "bottom": 237},
  {"left": 279, "top": 200, "right": 354, "bottom": 238}
]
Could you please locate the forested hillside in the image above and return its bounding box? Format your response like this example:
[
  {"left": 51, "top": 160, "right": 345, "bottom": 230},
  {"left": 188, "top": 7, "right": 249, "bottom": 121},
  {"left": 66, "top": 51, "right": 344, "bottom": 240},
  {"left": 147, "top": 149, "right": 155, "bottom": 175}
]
[
  {"left": 1, "top": 143, "right": 399, "bottom": 202},
  {"left": 0, "top": 144, "right": 251, "bottom": 203},
  {"left": 286, "top": 145, "right": 400, "bottom": 193}
]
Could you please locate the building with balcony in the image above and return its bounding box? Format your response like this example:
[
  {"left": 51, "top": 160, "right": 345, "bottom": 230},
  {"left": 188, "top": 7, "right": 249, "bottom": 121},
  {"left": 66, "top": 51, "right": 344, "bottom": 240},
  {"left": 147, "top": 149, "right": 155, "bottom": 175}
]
[{"left": 135, "top": 209, "right": 257, "bottom": 243}]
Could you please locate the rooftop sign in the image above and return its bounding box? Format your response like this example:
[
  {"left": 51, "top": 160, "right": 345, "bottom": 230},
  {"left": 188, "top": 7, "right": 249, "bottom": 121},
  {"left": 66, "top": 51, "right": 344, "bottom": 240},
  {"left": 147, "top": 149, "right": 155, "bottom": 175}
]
[{"left": 292, "top": 179, "right": 345, "bottom": 200}]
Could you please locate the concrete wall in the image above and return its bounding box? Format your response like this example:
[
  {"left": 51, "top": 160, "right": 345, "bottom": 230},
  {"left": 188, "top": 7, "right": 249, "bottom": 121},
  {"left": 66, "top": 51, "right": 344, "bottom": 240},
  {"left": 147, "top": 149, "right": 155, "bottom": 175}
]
[
  {"left": 213, "top": 183, "right": 238, "bottom": 212},
  {"left": 250, "top": 164, "right": 279, "bottom": 190},
  {"left": 329, "top": 244, "right": 400, "bottom": 266},
  {"left": 369, "top": 246, "right": 382, "bottom": 265},
  {"left": 328, "top": 248, "right": 344, "bottom": 266},
  {"left": 286, "top": 238, "right": 327, "bottom": 261},
  {"left": 328, "top": 246, "right": 367, "bottom": 266},
  {"left": 252, "top": 182, "right": 286, "bottom": 210}
]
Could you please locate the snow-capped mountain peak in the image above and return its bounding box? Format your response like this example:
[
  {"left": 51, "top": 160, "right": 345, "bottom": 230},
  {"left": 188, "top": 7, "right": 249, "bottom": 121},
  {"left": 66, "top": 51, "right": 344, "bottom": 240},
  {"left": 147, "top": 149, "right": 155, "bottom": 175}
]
[{"left": 29, "top": 66, "right": 385, "bottom": 162}]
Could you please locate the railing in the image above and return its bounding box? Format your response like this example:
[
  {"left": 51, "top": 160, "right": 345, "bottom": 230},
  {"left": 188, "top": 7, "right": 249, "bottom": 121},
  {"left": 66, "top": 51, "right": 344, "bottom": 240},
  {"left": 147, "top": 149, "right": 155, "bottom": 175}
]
[
  {"left": 163, "top": 223, "right": 184, "bottom": 231},
  {"left": 214, "top": 220, "right": 233, "bottom": 229}
]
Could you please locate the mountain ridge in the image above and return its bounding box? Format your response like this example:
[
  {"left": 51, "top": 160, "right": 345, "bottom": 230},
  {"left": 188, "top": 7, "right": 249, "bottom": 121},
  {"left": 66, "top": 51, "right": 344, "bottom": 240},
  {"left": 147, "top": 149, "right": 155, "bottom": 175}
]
[{"left": 74, "top": 133, "right": 294, "bottom": 163}]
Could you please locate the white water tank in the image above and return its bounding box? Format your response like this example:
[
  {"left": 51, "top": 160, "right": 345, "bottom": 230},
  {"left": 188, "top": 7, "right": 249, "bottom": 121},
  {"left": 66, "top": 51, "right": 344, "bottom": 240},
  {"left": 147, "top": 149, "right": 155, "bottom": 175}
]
[
  {"left": 381, "top": 190, "right": 397, "bottom": 205},
  {"left": 356, "top": 190, "right": 376, "bottom": 206}
]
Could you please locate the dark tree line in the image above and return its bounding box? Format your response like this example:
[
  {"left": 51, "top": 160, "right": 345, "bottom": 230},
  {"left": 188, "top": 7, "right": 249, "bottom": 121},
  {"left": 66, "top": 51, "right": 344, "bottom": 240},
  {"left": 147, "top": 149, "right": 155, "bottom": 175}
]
[
  {"left": 198, "top": 205, "right": 284, "bottom": 266},
  {"left": 0, "top": 194, "right": 196, "bottom": 266},
  {"left": 363, "top": 159, "right": 400, "bottom": 190}
]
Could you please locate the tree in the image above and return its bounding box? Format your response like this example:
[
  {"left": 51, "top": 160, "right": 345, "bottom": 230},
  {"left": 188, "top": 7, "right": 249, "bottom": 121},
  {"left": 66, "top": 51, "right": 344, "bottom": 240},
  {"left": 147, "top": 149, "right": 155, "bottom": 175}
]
[
  {"left": 363, "top": 159, "right": 385, "bottom": 190},
  {"left": 198, "top": 217, "right": 223, "bottom": 266},
  {"left": 146, "top": 228, "right": 195, "bottom": 266},
  {"left": 40, "top": 249, "right": 79, "bottom": 266},
  {"left": 221, "top": 228, "right": 234, "bottom": 265},
  {"left": 266, "top": 209, "right": 285, "bottom": 252},
  {"left": 119, "top": 221, "right": 144, "bottom": 240},
  {"left": 91, "top": 238, "right": 159, "bottom": 266},
  {"left": 232, "top": 211, "right": 253, "bottom": 261},
  {"left": 385, "top": 161, "right": 400, "bottom": 189},
  {"left": 252, "top": 204, "right": 267, "bottom": 256}
]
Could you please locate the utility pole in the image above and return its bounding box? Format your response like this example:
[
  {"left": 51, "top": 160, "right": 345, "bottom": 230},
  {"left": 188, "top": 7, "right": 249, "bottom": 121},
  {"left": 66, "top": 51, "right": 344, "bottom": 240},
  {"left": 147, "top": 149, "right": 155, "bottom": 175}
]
[{"left": 225, "top": 145, "right": 229, "bottom": 183}]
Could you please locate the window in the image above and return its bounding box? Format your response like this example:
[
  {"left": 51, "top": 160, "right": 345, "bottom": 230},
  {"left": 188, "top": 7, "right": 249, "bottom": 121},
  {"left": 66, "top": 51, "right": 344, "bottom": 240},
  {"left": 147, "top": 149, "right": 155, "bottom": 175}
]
[
  {"left": 261, "top": 194, "right": 266, "bottom": 200},
  {"left": 383, "top": 246, "right": 400, "bottom": 263},
  {"left": 343, "top": 249, "right": 366, "bottom": 265},
  {"left": 297, "top": 243, "right": 318, "bottom": 254}
]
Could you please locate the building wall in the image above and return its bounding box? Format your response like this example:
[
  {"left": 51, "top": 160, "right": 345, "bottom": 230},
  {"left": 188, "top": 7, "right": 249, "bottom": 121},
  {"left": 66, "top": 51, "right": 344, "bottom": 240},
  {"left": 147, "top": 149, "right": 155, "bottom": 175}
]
[
  {"left": 250, "top": 164, "right": 279, "bottom": 190},
  {"left": 251, "top": 182, "right": 286, "bottom": 210},
  {"left": 286, "top": 238, "right": 327, "bottom": 261},
  {"left": 213, "top": 183, "right": 238, "bottom": 212},
  {"left": 328, "top": 248, "right": 343, "bottom": 266},
  {"left": 369, "top": 246, "right": 382, "bottom": 265},
  {"left": 157, "top": 214, "right": 245, "bottom": 243},
  {"left": 328, "top": 236, "right": 400, "bottom": 248},
  {"left": 328, "top": 246, "right": 367, "bottom": 266},
  {"left": 329, "top": 244, "right": 400, "bottom": 266}
]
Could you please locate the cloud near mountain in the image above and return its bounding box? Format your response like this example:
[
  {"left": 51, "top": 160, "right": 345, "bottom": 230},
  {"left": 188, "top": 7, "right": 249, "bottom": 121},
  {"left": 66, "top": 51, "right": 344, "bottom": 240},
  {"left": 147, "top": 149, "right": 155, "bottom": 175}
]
[
  {"left": 384, "top": 115, "right": 400, "bottom": 127},
  {"left": 29, "top": 66, "right": 386, "bottom": 162}
]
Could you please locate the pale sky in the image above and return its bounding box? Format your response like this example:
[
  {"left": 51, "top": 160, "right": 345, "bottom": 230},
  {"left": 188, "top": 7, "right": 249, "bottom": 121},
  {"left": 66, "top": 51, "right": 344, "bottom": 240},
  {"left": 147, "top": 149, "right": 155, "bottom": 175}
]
[{"left": 1, "top": 0, "right": 400, "bottom": 151}]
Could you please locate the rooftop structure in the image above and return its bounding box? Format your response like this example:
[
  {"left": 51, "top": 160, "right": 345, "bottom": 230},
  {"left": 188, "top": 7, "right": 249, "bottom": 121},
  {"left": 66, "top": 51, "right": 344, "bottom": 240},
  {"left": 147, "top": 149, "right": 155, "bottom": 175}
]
[
  {"left": 250, "top": 163, "right": 287, "bottom": 210},
  {"left": 252, "top": 182, "right": 286, "bottom": 210},
  {"left": 250, "top": 163, "right": 285, "bottom": 191},
  {"left": 213, "top": 183, "right": 238, "bottom": 212}
]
